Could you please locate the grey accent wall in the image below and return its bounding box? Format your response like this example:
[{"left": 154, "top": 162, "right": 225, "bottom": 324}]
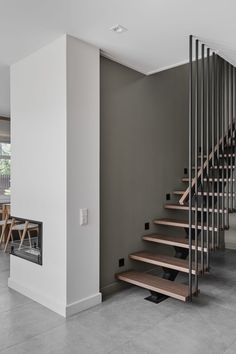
[{"left": 100, "top": 57, "right": 189, "bottom": 293}]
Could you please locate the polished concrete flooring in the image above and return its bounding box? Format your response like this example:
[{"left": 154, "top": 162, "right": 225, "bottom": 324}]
[{"left": 0, "top": 251, "right": 236, "bottom": 353}]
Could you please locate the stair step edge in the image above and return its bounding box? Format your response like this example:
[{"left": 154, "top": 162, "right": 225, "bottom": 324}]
[
  {"left": 116, "top": 270, "right": 191, "bottom": 301},
  {"left": 143, "top": 234, "right": 208, "bottom": 251},
  {"left": 129, "top": 251, "right": 205, "bottom": 275},
  {"left": 153, "top": 218, "right": 219, "bottom": 231}
]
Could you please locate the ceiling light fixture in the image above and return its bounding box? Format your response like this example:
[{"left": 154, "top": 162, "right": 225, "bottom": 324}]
[{"left": 110, "top": 24, "right": 128, "bottom": 34}]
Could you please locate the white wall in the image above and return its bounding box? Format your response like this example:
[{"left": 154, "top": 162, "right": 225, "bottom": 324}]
[
  {"left": 66, "top": 36, "right": 100, "bottom": 314},
  {"left": 225, "top": 214, "right": 236, "bottom": 250},
  {"left": 224, "top": 172, "right": 236, "bottom": 250},
  {"left": 9, "top": 36, "right": 67, "bottom": 315},
  {"left": 0, "top": 65, "right": 10, "bottom": 117},
  {"left": 9, "top": 35, "right": 100, "bottom": 317}
]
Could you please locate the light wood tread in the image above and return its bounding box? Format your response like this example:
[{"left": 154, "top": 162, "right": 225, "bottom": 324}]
[
  {"left": 165, "top": 203, "right": 226, "bottom": 213},
  {"left": 212, "top": 165, "right": 235, "bottom": 169},
  {"left": 116, "top": 270, "right": 192, "bottom": 302},
  {"left": 12, "top": 223, "right": 38, "bottom": 231},
  {"left": 192, "top": 165, "right": 235, "bottom": 169},
  {"left": 143, "top": 234, "right": 207, "bottom": 252},
  {"left": 174, "top": 190, "right": 235, "bottom": 198},
  {"left": 182, "top": 177, "right": 235, "bottom": 183},
  {"left": 129, "top": 251, "right": 204, "bottom": 274},
  {"left": 154, "top": 218, "right": 218, "bottom": 231},
  {"left": 173, "top": 190, "right": 185, "bottom": 195},
  {"left": 198, "top": 154, "right": 236, "bottom": 158},
  {"left": 197, "top": 192, "right": 235, "bottom": 197}
]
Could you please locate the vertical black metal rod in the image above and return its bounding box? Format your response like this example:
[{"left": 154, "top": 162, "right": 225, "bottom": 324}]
[
  {"left": 211, "top": 53, "right": 216, "bottom": 249},
  {"left": 194, "top": 39, "right": 199, "bottom": 291},
  {"left": 234, "top": 67, "right": 236, "bottom": 212},
  {"left": 230, "top": 65, "right": 234, "bottom": 213},
  {"left": 216, "top": 55, "right": 220, "bottom": 247},
  {"left": 222, "top": 62, "right": 226, "bottom": 229},
  {"left": 226, "top": 62, "right": 230, "bottom": 229},
  {"left": 206, "top": 48, "right": 210, "bottom": 269},
  {"left": 219, "top": 59, "right": 223, "bottom": 238},
  {"left": 200, "top": 44, "right": 204, "bottom": 272},
  {"left": 188, "top": 35, "right": 193, "bottom": 299}
]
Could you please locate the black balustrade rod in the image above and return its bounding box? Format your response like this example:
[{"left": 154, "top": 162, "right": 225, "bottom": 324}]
[
  {"left": 216, "top": 55, "right": 220, "bottom": 248},
  {"left": 212, "top": 52, "right": 216, "bottom": 249},
  {"left": 194, "top": 39, "right": 199, "bottom": 293},
  {"left": 222, "top": 62, "right": 225, "bottom": 229},
  {"left": 226, "top": 62, "right": 230, "bottom": 229},
  {"left": 206, "top": 47, "right": 210, "bottom": 269},
  {"left": 234, "top": 67, "right": 236, "bottom": 212},
  {"left": 200, "top": 43, "right": 205, "bottom": 273},
  {"left": 219, "top": 58, "right": 223, "bottom": 237},
  {"left": 188, "top": 34, "right": 193, "bottom": 299},
  {"left": 230, "top": 65, "right": 234, "bottom": 213}
]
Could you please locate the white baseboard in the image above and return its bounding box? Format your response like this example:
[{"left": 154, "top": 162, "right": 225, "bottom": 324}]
[
  {"left": 66, "top": 293, "right": 102, "bottom": 317},
  {"left": 8, "top": 277, "right": 67, "bottom": 316},
  {"left": 8, "top": 277, "right": 102, "bottom": 318}
]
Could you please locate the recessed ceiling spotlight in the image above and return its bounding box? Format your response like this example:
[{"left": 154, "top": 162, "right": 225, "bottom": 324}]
[{"left": 110, "top": 24, "right": 128, "bottom": 34}]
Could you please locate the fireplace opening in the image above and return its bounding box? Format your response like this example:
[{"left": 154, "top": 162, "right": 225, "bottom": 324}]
[{"left": 10, "top": 217, "right": 43, "bottom": 265}]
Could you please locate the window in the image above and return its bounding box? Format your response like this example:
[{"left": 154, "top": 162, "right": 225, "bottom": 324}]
[
  {"left": 0, "top": 117, "right": 10, "bottom": 202},
  {"left": 0, "top": 143, "right": 10, "bottom": 197}
]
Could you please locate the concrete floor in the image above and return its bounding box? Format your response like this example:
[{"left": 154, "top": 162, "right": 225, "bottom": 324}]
[{"left": 0, "top": 251, "right": 236, "bottom": 353}]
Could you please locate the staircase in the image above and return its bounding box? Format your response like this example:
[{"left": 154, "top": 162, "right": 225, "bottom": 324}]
[{"left": 116, "top": 35, "right": 236, "bottom": 303}]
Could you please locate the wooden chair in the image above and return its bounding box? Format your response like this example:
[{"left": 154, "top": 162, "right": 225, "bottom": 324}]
[
  {"left": 3, "top": 217, "right": 39, "bottom": 253},
  {"left": 0, "top": 204, "right": 11, "bottom": 246},
  {"left": 4, "top": 218, "right": 16, "bottom": 252},
  {"left": 16, "top": 221, "right": 39, "bottom": 250},
  {"left": 0, "top": 216, "right": 12, "bottom": 247}
]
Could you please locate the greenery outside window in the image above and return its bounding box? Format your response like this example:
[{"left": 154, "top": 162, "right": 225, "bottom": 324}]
[{"left": 0, "top": 143, "right": 10, "bottom": 196}]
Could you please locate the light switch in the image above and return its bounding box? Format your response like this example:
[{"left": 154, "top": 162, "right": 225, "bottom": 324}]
[{"left": 80, "top": 208, "right": 88, "bottom": 226}]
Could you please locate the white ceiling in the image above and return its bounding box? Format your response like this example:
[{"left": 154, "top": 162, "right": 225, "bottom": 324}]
[{"left": 1, "top": 0, "right": 236, "bottom": 114}]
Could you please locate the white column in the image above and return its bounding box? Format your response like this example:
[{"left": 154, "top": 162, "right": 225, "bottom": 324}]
[
  {"left": 9, "top": 35, "right": 101, "bottom": 317},
  {"left": 66, "top": 36, "right": 101, "bottom": 316}
]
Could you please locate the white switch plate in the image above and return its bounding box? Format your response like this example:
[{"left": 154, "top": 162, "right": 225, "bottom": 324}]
[{"left": 80, "top": 208, "right": 88, "bottom": 226}]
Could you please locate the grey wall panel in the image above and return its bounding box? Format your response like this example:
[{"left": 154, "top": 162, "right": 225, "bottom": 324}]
[{"left": 100, "top": 57, "right": 188, "bottom": 293}]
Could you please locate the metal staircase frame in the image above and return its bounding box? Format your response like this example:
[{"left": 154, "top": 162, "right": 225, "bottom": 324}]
[{"left": 185, "top": 35, "right": 236, "bottom": 299}]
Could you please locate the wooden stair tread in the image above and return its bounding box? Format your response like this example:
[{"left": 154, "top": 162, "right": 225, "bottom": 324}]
[
  {"left": 116, "top": 270, "right": 191, "bottom": 302},
  {"left": 130, "top": 251, "right": 203, "bottom": 274},
  {"left": 212, "top": 165, "right": 235, "bottom": 169},
  {"left": 192, "top": 165, "right": 235, "bottom": 169},
  {"left": 182, "top": 177, "right": 235, "bottom": 183},
  {"left": 173, "top": 190, "right": 185, "bottom": 195},
  {"left": 197, "top": 192, "right": 235, "bottom": 197},
  {"left": 165, "top": 203, "right": 226, "bottom": 213},
  {"left": 154, "top": 218, "right": 218, "bottom": 231},
  {"left": 143, "top": 234, "right": 207, "bottom": 251},
  {"left": 220, "top": 153, "right": 235, "bottom": 157},
  {"left": 198, "top": 154, "right": 235, "bottom": 158},
  {"left": 174, "top": 190, "right": 235, "bottom": 197}
]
